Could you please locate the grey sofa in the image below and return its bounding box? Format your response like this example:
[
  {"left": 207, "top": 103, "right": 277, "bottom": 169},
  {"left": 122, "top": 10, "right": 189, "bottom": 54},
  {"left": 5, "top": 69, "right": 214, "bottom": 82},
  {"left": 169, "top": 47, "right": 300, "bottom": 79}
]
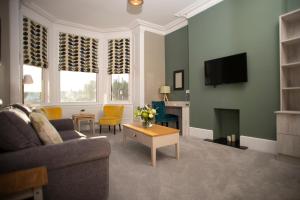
[{"left": 0, "top": 105, "right": 110, "bottom": 200}]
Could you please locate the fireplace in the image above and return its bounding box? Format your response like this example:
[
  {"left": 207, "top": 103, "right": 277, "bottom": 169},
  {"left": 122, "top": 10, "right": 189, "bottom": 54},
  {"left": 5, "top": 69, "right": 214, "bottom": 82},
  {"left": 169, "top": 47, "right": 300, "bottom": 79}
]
[{"left": 206, "top": 108, "right": 247, "bottom": 149}]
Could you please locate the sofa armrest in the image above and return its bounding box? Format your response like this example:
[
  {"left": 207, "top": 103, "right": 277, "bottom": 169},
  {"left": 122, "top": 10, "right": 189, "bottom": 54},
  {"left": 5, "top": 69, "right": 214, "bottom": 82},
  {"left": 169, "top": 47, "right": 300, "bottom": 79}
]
[
  {"left": 0, "top": 136, "right": 110, "bottom": 173},
  {"left": 50, "top": 118, "right": 74, "bottom": 131}
]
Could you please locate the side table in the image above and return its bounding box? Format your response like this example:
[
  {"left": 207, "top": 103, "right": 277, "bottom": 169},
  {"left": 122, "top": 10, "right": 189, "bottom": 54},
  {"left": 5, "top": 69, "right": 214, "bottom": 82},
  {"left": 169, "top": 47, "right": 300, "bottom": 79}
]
[
  {"left": 0, "top": 166, "right": 48, "bottom": 200},
  {"left": 72, "top": 113, "right": 95, "bottom": 135}
]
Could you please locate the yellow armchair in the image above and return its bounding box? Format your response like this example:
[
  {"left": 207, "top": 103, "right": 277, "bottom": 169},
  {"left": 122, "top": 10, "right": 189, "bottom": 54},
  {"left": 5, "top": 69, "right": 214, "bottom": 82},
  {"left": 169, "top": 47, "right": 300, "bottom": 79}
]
[
  {"left": 99, "top": 105, "right": 124, "bottom": 135},
  {"left": 40, "top": 106, "right": 63, "bottom": 120}
]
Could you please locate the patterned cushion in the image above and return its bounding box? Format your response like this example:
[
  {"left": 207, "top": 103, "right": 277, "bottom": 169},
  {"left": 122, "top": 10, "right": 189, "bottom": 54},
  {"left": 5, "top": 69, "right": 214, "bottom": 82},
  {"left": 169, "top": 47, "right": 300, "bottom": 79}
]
[
  {"left": 30, "top": 112, "right": 63, "bottom": 145},
  {"left": 0, "top": 109, "right": 41, "bottom": 152},
  {"left": 11, "top": 104, "right": 32, "bottom": 116}
]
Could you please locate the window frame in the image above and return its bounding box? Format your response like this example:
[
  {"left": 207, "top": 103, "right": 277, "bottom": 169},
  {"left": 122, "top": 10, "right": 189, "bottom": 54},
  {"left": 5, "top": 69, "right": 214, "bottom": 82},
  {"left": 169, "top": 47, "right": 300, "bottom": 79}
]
[
  {"left": 58, "top": 71, "right": 99, "bottom": 104},
  {"left": 22, "top": 64, "right": 47, "bottom": 105},
  {"left": 108, "top": 72, "right": 132, "bottom": 105}
]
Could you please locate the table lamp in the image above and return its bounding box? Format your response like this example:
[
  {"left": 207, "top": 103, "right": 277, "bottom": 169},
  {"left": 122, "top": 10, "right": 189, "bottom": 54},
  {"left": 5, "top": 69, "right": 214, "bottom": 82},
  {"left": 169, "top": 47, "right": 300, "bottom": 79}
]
[
  {"left": 23, "top": 75, "right": 33, "bottom": 84},
  {"left": 160, "top": 86, "right": 170, "bottom": 102},
  {"left": 23, "top": 75, "right": 33, "bottom": 104},
  {"left": 0, "top": 99, "right": 3, "bottom": 108}
]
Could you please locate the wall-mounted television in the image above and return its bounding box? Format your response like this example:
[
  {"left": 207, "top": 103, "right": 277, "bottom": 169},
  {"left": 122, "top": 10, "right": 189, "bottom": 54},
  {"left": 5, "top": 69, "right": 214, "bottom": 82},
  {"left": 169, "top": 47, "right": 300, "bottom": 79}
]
[{"left": 204, "top": 53, "right": 247, "bottom": 87}]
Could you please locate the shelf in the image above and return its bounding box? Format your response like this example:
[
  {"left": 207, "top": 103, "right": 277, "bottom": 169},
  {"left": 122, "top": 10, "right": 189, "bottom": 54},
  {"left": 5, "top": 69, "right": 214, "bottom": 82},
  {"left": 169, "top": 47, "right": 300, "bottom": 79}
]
[
  {"left": 282, "top": 87, "right": 300, "bottom": 90},
  {"left": 281, "top": 36, "right": 300, "bottom": 45},
  {"left": 275, "top": 110, "right": 300, "bottom": 115},
  {"left": 281, "top": 9, "right": 300, "bottom": 22},
  {"left": 281, "top": 61, "right": 300, "bottom": 68}
]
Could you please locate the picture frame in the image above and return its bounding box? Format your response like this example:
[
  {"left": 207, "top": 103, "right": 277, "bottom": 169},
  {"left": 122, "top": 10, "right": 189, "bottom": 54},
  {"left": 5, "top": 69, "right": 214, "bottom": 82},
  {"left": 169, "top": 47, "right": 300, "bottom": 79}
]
[{"left": 173, "top": 70, "right": 184, "bottom": 90}]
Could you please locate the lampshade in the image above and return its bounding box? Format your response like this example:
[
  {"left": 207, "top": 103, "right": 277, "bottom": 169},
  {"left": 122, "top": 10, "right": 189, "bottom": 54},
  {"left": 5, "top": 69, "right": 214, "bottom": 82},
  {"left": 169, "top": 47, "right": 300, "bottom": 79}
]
[
  {"left": 23, "top": 75, "right": 33, "bottom": 84},
  {"left": 160, "top": 86, "right": 170, "bottom": 94},
  {"left": 0, "top": 99, "right": 3, "bottom": 106},
  {"left": 128, "top": 0, "right": 143, "bottom": 6}
]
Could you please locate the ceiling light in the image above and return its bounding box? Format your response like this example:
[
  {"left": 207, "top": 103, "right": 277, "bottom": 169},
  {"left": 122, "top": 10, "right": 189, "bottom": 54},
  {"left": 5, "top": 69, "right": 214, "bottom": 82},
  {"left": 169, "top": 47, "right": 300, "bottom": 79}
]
[{"left": 128, "top": 0, "right": 143, "bottom": 6}]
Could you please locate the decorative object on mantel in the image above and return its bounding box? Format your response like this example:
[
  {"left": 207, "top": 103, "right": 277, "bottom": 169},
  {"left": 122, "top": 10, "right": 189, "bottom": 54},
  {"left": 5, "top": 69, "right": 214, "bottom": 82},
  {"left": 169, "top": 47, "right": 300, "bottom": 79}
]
[
  {"left": 128, "top": 0, "right": 143, "bottom": 6},
  {"left": 174, "top": 70, "right": 184, "bottom": 90},
  {"left": 185, "top": 90, "right": 190, "bottom": 101},
  {"left": 134, "top": 105, "right": 157, "bottom": 128},
  {"left": 160, "top": 86, "right": 170, "bottom": 102}
]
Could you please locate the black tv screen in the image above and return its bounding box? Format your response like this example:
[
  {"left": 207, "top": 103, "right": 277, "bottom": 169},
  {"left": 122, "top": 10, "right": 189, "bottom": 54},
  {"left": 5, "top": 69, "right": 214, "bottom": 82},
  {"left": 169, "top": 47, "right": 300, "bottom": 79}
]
[{"left": 205, "top": 53, "right": 247, "bottom": 86}]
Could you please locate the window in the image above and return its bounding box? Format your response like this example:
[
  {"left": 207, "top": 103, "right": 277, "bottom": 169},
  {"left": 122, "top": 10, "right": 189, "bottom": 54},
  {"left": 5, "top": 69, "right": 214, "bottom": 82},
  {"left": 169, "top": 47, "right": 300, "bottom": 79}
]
[
  {"left": 111, "top": 74, "right": 129, "bottom": 101},
  {"left": 23, "top": 65, "right": 43, "bottom": 104},
  {"left": 60, "top": 71, "right": 97, "bottom": 102}
]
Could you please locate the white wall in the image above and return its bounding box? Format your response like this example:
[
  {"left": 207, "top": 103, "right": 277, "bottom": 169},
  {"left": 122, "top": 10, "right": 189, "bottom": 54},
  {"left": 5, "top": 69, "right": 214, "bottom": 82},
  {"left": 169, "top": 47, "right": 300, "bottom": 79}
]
[
  {"left": 0, "top": 0, "right": 10, "bottom": 105},
  {"left": 144, "top": 31, "right": 165, "bottom": 104}
]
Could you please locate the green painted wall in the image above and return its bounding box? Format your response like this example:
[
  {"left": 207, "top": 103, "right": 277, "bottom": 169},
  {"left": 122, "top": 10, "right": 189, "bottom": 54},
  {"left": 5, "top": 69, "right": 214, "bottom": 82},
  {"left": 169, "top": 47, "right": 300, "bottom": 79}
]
[
  {"left": 188, "top": 0, "right": 291, "bottom": 140},
  {"left": 164, "top": 0, "right": 300, "bottom": 140},
  {"left": 284, "top": 0, "right": 300, "bottom": 12},
  {"left": 165, "top": 26, "right": 189, "bottom": 101}
]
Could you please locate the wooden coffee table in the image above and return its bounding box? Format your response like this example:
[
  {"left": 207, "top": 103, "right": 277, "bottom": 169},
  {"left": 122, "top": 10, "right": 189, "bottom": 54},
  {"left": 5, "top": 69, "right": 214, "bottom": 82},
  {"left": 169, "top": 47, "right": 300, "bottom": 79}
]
[{"left": 123, "top": 123, "right": 180, "bottom": 167}]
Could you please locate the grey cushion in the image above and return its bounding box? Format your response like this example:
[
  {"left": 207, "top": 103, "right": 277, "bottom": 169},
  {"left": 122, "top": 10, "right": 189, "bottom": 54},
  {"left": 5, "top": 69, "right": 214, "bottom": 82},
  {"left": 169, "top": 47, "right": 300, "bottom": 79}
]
[
  {"left": 0, "top": 109, "right": 42, "bottom": 152},
  {"left": 50, "top": 119, "right": 75, "bottom": 132}
]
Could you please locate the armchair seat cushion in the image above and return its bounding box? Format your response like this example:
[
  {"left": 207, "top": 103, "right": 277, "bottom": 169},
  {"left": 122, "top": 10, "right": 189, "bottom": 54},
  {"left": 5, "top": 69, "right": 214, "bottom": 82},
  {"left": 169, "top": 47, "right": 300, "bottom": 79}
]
[
  {"left": 99, "top": 116, "right": 121, "bottom": 125},
  {"left": 98, "top": 105, "right": 124, "bottom": 127}
]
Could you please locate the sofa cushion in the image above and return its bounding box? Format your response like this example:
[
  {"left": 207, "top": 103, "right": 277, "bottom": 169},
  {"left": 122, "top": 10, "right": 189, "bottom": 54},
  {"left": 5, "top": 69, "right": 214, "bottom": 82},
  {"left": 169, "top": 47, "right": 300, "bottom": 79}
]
[
  {"left": 59, "top": 130, "right": 86, "bottom": 141},
  {"left": 11, "top": 104, "right": 32, "bottom": 116},
  {"left": 0, "top": 109, "right": 42, "bottom": 152},
  {"left": 30, "top": 112, "right": 63, "bottom": 145}
]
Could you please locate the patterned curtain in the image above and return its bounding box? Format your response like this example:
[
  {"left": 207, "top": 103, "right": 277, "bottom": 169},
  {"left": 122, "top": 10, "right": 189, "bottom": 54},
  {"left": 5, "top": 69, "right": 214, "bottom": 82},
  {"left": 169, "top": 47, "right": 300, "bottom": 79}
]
[
  {"left": 108, "top": 38, "right": 130, "bottom": 74},
  {"left": 23, "top": 17, "right": 48, "bottom": 68},
  {"left": 59, "top": 32, "right": 99, "bottom": 73}
]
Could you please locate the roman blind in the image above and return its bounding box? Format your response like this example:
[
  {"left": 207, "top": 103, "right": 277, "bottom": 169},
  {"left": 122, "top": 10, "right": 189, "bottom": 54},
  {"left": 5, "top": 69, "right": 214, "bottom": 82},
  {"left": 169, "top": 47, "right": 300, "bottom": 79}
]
[
  {"left": 59, "top": 32, "right": 99, "bottom": 73},
  {"left": 23, "top": 17, "right": 48, "bottom": 68},
  {"left": 108, "top": 38, "right": 130, "bottom": 74}
]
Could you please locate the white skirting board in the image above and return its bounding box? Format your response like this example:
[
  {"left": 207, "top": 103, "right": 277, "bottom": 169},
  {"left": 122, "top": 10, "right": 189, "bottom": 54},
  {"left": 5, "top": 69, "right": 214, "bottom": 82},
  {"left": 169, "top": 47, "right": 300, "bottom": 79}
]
[
  {"left": 189, "top": 127, "right": 277, "bottom": 154},
  {"left": 189, "top": 127, "right": 213, "bottom": 140},
  {"left": 240, "top": 136, "right": 276, "bottom": 154}
]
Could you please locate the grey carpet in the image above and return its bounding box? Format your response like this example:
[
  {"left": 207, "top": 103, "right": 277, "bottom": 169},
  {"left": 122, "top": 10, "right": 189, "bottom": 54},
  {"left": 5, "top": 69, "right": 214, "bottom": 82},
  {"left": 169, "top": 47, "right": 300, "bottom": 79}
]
[{"left": 88, "top": 130, "right": 300, "bottom": 200}]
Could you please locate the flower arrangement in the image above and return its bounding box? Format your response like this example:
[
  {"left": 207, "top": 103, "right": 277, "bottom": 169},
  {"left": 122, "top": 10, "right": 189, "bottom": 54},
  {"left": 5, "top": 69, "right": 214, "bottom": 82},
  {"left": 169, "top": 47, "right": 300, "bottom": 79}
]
[{"left": 134, "top": 105, "right": 157, "bottom": 128}]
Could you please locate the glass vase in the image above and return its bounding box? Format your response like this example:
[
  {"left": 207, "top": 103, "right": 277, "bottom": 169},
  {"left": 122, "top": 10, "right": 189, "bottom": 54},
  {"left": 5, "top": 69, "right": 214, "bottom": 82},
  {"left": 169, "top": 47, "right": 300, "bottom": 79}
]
[{"left": 142, "top": 120, "right": 152, "bottom": 128}]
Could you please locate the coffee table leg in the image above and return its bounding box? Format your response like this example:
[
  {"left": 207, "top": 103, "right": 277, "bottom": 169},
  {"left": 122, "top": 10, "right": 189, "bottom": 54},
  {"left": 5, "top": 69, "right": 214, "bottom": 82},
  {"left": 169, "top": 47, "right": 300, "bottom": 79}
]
[
  {"left": 151, "top": 147, "right": 156, "bottom": 167},
  {"left": 175, "top": 143, "right": 179, "bottom": 160}
]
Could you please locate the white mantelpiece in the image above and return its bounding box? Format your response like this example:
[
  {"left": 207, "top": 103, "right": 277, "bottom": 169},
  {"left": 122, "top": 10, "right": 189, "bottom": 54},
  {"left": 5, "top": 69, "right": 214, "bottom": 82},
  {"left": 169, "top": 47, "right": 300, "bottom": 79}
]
[{"left": 165, "top": 101, "right": 190, "bottom": 136}]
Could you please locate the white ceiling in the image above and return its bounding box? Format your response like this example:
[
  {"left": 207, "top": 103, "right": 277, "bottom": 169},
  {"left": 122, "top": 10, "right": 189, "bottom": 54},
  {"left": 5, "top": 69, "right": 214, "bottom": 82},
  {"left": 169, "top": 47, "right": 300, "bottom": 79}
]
[{"left": 22, "top": 0, "right": 205, "bottom": 29}]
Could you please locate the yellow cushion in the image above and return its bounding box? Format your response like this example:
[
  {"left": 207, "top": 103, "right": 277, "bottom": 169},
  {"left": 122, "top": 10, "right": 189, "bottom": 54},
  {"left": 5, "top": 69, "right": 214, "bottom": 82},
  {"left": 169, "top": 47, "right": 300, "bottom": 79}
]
[
  {"left": 99, "top": 105, "right": 124, "bottom": 126},
  {"left": 40, "top": 107, "right": 62, "bottom": 120},
  {"left": 30, "top": 112, "right": 63, "bottom": 144}
]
